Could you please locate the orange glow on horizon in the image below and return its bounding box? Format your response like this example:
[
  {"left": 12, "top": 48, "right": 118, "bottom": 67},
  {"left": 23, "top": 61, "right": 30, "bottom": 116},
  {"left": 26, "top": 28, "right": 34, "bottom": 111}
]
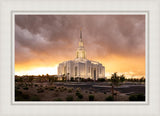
[
  {"left": 15, "top": 65, "right": 58, "bottom": 76},
  {"left": 15, "top": 54, "right": 145, "bottom": 79}
]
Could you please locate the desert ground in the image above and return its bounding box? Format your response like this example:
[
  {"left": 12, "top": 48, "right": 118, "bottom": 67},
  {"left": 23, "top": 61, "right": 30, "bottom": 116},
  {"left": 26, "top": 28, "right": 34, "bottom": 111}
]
[{"left": 15, "top": 81, "right": 145, "bottom": 101}]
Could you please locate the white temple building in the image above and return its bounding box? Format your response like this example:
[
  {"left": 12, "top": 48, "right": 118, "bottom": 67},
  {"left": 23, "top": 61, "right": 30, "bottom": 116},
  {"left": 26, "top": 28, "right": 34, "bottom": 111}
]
[{"left": 58, "top": 30, "right": 105, "bottom": 80}]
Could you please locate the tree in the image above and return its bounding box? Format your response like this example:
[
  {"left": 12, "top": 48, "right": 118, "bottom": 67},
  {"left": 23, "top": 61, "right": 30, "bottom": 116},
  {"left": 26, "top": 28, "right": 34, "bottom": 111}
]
[
  {"left": 67, "top": 73, "right": 70, "bottom": 81},
  {"left": 110, "top": 72, "right": 120, "bottom": 100},
  {"left": 140, "top": 77, "right": 145, "bottom": 82},
  {"left": 119, "top": 74, "right": 125, "bottom": 83},
  {"left": 62, "top": 74, "right": 67, "bottom": 82},
  {"left": 70, "top": 77, "right": 74, "bottom": 82}
]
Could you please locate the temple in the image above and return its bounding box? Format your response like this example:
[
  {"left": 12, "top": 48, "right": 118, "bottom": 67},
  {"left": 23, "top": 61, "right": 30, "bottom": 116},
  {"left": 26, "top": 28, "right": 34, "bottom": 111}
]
[{"left": 58, "top": 30, "right": 105, "bottom": 80}]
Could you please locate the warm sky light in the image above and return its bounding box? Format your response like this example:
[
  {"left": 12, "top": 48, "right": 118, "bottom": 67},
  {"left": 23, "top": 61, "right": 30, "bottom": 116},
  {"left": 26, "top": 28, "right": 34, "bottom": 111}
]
[{"left": 15, "top": 15, "right": 145, "bottom": 78}]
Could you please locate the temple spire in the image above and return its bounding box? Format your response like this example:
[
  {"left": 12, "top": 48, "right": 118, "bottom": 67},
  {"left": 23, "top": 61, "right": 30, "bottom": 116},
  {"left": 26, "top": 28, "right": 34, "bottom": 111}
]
[
  {"left": 80, "top": 29, "right": 82, "bottom": 40},
  {"left": 76, "top": 29, "right": 86, "bottom": 59},
  {"left": 79, "top": 29, "right": 84, "bottom": 48}
]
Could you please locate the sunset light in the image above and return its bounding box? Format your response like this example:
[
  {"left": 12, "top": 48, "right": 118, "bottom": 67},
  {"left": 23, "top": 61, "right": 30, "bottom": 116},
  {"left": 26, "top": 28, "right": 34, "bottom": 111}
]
[
  {"left": 14, "top": 14, "right": 146, "bottom": 102},
  {"left": 15, "top": 65, "right": 58, "bottom": 76},
  {"left": 15, "top": 15, "right": 145, "bottom": 78}
]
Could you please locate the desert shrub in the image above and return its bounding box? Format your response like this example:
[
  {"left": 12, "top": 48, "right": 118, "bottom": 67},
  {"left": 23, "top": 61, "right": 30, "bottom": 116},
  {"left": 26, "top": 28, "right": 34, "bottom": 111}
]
[
  {"left": 49, "top": 87, "right": 54, "bottom": 91},
  {"left": 129, "top": 95, "right": 137, "bottom": 101},
  {"left": 76, "top": 92, "right": 83, "bottom": 99},
  {"left": 76, "top": 92, "right": 80, "bottom": 96},
  {"left": 104, "top": 92, "right": 106, "bottom": 94},
  {"left": 137, "top": 94, "right": 145, "bottom": 101},
  {"left": 37, "top": 88, "right": 44, "bottom": 93},
  {"left": 76, "top": 87, "right": 81, "bottom": 92},
  {"left": 89, "top": 95, "right": 94, "bottom": 101},
  {"left": 68, "top": 89, "right": 72, "bottom": 93},
  {"left": 15, "top": 90, "right": 29, "bottom": 101},
  {"left": 30, "top": 95, "right": 40, "bottom": 101},
  {"left": 77, "top": 93, "right": 83, "bottom": 99},
  {"left": 15, "top": 89, "right": 22, "bottom": 96},
  {"left": 64, "top": 87, "right": 67, "bottom": 91},
  {"left": 34, "top": 84, "right": 38, "bottom": 87},
  {"left": 60, "top": 88, "right": 64, "bottom": 92},
  {"left": 55, "top": 89, "right": 59, "bottom": 92},
  {"left": 23, "top": 86, "right": 29, "bottom": 90},
  {"left": 129, "top": 94, "right": 145, "bottom": 101},
  {"left": 66, "top": 95, "right": 74, "bottom": 101},
  {"left": 105, "top": 96, "right": 114, "bottom": 101}
]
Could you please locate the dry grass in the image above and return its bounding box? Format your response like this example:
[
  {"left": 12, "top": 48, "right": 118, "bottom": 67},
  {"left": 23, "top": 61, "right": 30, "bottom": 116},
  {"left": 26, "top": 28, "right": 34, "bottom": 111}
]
[{"left": 15, "top": 83, "right": 129, "bottom": 101}]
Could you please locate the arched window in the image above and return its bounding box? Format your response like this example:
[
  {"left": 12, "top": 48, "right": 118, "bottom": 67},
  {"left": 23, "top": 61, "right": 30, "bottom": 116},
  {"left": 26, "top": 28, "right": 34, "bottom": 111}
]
[
  {"left": 75, "top": 66, "right": 77, "bottom": 76},
  {"left": 88, "top": 66, "right": 90, "bottom": 73}
]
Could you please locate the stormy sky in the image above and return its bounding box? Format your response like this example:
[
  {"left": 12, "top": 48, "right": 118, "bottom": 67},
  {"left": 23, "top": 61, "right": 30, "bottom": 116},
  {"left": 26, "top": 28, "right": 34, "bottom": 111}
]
[{"left": 15, "top": 15, "right": 145, "bottom": 77}]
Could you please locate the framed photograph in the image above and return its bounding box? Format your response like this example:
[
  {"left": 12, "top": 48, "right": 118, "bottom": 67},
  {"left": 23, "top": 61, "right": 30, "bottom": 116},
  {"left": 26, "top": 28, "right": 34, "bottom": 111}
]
[{"left": 0, "top": 0, "right": 160, "bottom": 116}]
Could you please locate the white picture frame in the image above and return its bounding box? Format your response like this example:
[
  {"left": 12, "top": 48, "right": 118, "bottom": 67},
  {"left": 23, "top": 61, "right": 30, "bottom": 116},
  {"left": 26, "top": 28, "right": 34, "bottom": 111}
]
[{"left": 0, "top": 0, "right": 160, "bottom": 116}]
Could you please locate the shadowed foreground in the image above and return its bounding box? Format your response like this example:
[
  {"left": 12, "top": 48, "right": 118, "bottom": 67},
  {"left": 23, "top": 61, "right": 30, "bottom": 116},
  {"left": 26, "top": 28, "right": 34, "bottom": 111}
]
[{"left": 15, "top": 82, "right": 145, "bottom": 101}]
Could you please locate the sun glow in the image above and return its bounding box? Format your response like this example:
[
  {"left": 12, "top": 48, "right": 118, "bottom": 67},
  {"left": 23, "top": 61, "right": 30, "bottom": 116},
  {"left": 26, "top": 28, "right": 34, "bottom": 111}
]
[{"left": 15, "top": 65, "right": 58, "bottom": 76}]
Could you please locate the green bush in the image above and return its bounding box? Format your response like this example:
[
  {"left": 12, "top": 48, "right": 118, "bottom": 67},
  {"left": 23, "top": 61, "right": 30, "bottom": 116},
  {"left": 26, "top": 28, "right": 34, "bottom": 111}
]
[
  {"left": 64, "top": 87, "right": 67, "bottom": 91},
  {"left": 76, "top": 92, "right": 83, "bottom": 99},
  {"left": 105, "top": 96, "right": 114, "bottom": 101},
  {"left": 89, "top": 95, "right": 94, "bottom": 101},
  {"left": 129, "top": 94, "right": 145, "bottom": 101},
  {"left": 66, "top": 95, "right": 74, "bottom": 101},
  {"left": 78, "top": 94, "right": 83, "bottom": 99},
  {"left": 37, "top": 88, "right": 44, "bottom": 93},
  {"left": 68, "top": 89, "right": 72, "bottom": 93},
  {"left": 15, "top": 89, "right": 22, "bottom": 96},
  {"left": 49, "top": 87, "right": 54, "bottom": 91},
  {"left": 55, "top": 89, "right": 59, "bottom": 92},
  {"left": 23, "top": 86, "right": 29, "bottom": 90}
]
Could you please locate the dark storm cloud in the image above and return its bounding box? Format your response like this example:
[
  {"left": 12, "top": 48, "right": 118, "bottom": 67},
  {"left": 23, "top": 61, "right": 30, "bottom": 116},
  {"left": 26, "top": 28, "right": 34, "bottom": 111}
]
[{"left": 15, "top": 15, "right": 145, "bottom": 63}]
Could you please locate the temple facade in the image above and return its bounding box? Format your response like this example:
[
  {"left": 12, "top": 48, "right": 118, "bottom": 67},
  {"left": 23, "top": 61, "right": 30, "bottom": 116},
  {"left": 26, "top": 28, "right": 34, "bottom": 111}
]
[{"left": 58, "top": 30, "right": 105, "bottom": 80}]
